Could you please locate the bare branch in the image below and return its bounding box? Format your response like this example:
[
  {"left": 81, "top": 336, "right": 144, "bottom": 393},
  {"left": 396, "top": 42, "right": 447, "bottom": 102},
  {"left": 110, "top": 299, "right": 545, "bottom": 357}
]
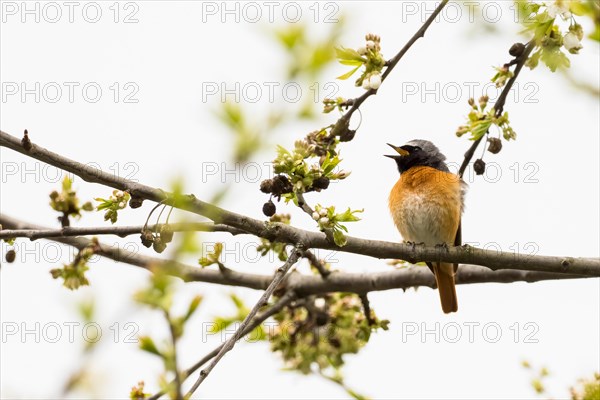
[
  {"left": 458, "top": 40, "right": 536, "bottom": 178},
  {"left": 359, "top": 293, "right": 375, "bottom": 326},
  {"left": 147, "top": 290, "right": 298, "bottom": 400},
  {"left": 339, "top": 0, "right": 449, "bottom": 123},
  {"left": 0, "top": 139, "right": 597, "bottom": 276},
  {"left": 304, "top": 249, "right": 331, "bottom": 278},
  {"left": 184, "top": 246, "right": 303, "bottom": 396},
  {"left": 0, "top": 222, "right": 245, "bottom": 240},
  {"left": 0, "top": 215, "right": 594, "bottom": 296}
]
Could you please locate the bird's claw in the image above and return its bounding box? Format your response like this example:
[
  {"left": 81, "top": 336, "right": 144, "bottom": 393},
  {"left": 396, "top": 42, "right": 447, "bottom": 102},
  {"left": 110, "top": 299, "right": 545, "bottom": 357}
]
[
  {"left": 405, "top": 241, "right": 425, "bottom": 252},
  {"left": 435, "top": 242, "right": 450, "bottom": 252}
]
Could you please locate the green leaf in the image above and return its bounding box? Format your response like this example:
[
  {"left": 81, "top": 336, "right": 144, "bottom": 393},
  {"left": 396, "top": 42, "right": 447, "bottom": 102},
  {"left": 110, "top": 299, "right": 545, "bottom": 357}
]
[
  {"left": 333, "top": 229, "right": 347, "bottom": 247},
  {"left": 139, "top": 336, "right": 162, "bottom": 357},
  {"left": 230, "top": 294, "right": 246, "bottom": 311},
  {"left": 62, "top": 176, "right": 72, "bottom": 192},
  {"left": 469, "top": 120, "right": 492, "bottom": 141},
  {"left": 336, "top": 207, "right": 363, "bottom": 222},
  {"left": 339, "top": 59, "right": 364, "bottom": 67},
  {"left": 337, "top": 65, "right": 361, "bottom": 80},
  {"left": 335, "top": 46, "right": 365, "bottom": 63},
  {"left": 211, "top": 317, "right": 235, "bottom": 333},
  {"left": 184, "top": 295, "right": 203, "bottom": 322}
]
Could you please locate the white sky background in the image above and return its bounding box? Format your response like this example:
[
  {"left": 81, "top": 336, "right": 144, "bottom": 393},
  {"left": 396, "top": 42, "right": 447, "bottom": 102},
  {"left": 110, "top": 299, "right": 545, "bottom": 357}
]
[{"left": 1, "top": 1, "right": 599, "bottom": 399}]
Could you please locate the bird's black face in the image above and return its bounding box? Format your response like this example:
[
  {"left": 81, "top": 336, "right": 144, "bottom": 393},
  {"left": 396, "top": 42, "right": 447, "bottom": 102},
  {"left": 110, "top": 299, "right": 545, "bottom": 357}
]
[{"left": 385, "top": 140, "right": 449, "bottom": 174}]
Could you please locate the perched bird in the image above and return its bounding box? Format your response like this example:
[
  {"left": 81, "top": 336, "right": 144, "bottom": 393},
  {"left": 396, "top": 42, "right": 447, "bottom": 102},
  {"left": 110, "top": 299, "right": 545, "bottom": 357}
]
[{"left": 386, "top": 140, "right": 466, "bottom": 313}]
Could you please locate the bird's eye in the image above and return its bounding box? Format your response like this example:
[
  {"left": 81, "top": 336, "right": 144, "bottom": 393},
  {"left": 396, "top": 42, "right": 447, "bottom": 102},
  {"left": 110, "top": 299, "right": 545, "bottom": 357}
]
[{"left": 413, "top": 146, "right": 421, "bottom": 152}]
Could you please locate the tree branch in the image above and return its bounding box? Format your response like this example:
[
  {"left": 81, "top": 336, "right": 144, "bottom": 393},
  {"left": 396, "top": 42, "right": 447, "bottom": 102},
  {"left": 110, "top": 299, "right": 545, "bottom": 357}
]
[
  {"left": 0, "top": 140, "right": 597, "bottom": 276},
  {"left": 147, "top": 290, "right": 298, "bottom": 400},
  {"left": 339, "top": 0, "right": 449, "bottom": 123},
  {"left": 458, "top": 40, "right": 536, "bottom": 178},
  {"left": 184, "top": 246, "right": 303, "bottom": 396},
  {"left": 1, "top": 215, "right": 594, "bottom": 296},
  {"left": 0, "top": 222, "right": 245, "bottom": 240}
]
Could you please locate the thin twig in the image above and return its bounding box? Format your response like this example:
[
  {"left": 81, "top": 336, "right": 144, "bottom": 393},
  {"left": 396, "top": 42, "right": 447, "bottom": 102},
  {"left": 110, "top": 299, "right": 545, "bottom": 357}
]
[
  {"left": 338, "top": 0, "right": 449, "bottom": 124},
  {"left": 458, "top": 40, "right": 536, "bottom": 178},
  {"left": 184, "top": 246, "right": 303, "bottom": 397},
  {"left": 1, "top": 214, "right": 594, "bottom": 295},
  {"left": 296, "top": 191, "right": 315, "bottom": 217},
  {"left": 0, "top": 222, "right": 245, "bottom": 240},
  {"left": 165, "top": 311, "right": 183, "bottom": 400},
  {"left": 1, "top": 213, "right": 598, "bottom": 276},
  {"left": 359, "top": 293, "right": 376, "bottom": 326},
  {"left": 304, "top": 249, "right": 331, "bottom": 278},
  {"left": 147, "top": 290, "right": 298, "bottom": 400}
]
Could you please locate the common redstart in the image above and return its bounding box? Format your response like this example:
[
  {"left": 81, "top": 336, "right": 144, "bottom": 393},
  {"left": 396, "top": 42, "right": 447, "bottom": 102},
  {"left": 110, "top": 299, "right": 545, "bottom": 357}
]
[{"left": 386, "top": 140, "right": 466, "bottom": 313}]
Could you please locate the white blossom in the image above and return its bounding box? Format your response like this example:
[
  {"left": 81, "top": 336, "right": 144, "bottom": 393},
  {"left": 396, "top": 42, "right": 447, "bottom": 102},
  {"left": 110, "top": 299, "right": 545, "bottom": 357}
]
[
  {"left": 547, "top": 2, "right": 571, "bottom": 19},
  {"left": 361, "top": 78, "right": 370, "bottom": 89},
  {"left": 369, "top": 72, "right": 382, "bottom": 90},
  {"left": 563, "top": 32, "right": 582, "bottom": 51}
]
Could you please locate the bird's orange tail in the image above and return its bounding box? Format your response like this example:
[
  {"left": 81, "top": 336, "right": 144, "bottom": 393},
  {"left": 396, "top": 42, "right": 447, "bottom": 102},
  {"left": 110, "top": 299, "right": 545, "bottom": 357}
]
[{"left": 433, "top": 262, "right": 458, "bottom": 313}]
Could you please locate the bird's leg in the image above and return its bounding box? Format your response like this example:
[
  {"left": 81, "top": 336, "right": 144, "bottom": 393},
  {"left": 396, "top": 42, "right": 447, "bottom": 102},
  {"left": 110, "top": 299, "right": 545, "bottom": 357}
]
[
  {"left": 435, "top": 242, "right": 450, "bottom": 252},
  {"left": 435, "top": 242, "right": 450, "bottom": 260},
  {"left": 405, "top": 241, "right": 425, "bottom": 252},
  {"left": 401, "top": 241, "right": 426, "bottom": 264}
]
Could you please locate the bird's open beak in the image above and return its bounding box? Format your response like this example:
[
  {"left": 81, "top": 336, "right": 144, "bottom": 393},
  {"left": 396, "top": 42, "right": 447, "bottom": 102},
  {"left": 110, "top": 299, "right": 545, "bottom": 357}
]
[{"left": 385, "top": 143, "right": 409, "bottom": 159}]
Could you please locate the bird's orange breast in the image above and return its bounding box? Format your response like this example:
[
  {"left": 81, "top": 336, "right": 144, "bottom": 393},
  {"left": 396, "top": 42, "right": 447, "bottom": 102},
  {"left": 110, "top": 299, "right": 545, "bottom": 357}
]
[{"left": 389, "top": 166, "right": 462, "bottom": 246}]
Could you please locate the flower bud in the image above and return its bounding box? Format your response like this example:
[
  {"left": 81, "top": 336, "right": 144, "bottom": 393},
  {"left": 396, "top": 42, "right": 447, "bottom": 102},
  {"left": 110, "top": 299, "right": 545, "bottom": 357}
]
[
  {"left": 369, "top": 73, "right": 382, "bottom": 90},
  {"left": 312, "top": 211, "right": 320, "bottom": 221},
  {"left": 563, "top": 32, "right": 582, "bottom": 52},
  {"left": 21, "top": 129, "right": 32, "bottom": 152},
  {"left": 319, "top": 217, "right": 329, "bottom": 225},
  {"left": 361, "top": 78, "right": 370, "bottom": 90}
]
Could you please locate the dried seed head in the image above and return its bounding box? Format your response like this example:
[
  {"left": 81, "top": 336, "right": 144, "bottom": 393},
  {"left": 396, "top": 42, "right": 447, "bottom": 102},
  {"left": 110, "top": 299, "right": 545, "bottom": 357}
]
[
  {"left": 312, "top": 176, "right": 330, "bottom": 190},
  {"left": 509, "top": 42, "right": 525, "bottom": 57},
  {"left": 129, "top": 196, "right": 144, "bottom": 209},
  {"left": 487, "top": 137, "right": 503, "bottom": 154},
  {"left": 474, "top": 159, "right": 486, "bottom": 175},
  {"left": 5, "top": 249, "right": 16, "bottom": 263},
  {"left": 262, "top": 200, "right": 276, "bottom": 217}
]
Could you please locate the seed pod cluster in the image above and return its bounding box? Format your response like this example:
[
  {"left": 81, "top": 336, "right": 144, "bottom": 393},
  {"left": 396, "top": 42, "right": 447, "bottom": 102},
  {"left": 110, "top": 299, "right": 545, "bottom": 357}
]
[
  {"left": 260, "top": 175, "right": 293, "bottom": 198},
  {"left": 140, "top": 225, "right": 175, "bottom": 253}
]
